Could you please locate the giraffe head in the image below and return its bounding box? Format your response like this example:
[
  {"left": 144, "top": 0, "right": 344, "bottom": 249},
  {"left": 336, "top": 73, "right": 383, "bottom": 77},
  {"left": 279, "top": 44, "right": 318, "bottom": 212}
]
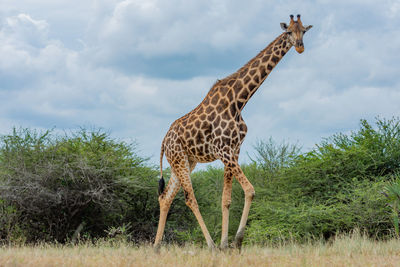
[{"left": 280, "top": 14, "right": 312, "bottom": 54}]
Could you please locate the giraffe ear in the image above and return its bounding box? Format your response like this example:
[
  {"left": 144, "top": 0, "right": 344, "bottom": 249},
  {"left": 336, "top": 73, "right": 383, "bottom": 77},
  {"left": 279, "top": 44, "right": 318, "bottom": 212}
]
[
  {"left": 304, "top": 25, "right": 313, "bottom": 32},
  {"left": 280, "top": 23, "right": 288, "bottom": 31}
]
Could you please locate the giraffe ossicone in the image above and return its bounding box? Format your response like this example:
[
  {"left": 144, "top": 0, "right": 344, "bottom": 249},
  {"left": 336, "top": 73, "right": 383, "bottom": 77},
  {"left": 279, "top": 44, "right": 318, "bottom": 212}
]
[{"left": 154, "top": 15, "right": 312, "bottom": 250}]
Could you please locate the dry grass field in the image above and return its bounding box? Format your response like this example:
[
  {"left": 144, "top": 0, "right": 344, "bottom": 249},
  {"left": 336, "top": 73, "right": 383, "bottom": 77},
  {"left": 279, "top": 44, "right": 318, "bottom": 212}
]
[{"left": 1, "top": 233, "right": 400, "bottom": 267}]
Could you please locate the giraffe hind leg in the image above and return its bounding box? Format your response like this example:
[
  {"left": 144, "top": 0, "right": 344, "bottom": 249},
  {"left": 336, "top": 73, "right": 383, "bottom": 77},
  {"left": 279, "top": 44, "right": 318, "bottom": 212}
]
[
  {"left": 175, "top": 160, "right": 216, "bottom": 250},
  {"left": 154, "top": 171, "right": 181, "bottom": 251}
]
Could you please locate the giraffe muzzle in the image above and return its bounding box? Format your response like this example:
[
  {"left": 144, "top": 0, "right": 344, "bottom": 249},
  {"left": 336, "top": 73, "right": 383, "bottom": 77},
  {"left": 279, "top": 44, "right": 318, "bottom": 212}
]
[
  {"left": 295, "top": 46, "right": 304, "bottom": 54},
  {"left": 295, "top": 40, "right": 304, "bottom": 53}
]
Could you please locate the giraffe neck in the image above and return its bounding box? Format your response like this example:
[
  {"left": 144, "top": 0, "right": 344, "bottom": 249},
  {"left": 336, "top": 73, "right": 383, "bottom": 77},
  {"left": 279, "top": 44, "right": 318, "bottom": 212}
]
[
  {"left": 197, "top": 33, "right": 292, "bottom": 122},
  {"left": 230, "top": 33, "right": 292, "bottom": 111}
]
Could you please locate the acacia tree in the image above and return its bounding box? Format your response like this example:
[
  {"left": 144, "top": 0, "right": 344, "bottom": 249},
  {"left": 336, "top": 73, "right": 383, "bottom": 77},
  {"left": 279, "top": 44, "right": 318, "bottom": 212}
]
[{"left": 0, "top": 128, "right": 157, "bottom": 243}]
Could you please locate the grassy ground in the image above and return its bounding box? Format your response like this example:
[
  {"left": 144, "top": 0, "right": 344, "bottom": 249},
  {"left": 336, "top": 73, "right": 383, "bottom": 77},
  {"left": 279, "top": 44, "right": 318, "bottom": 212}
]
[{"left": 1, "top": 234, "right": 400, "bottom": 267}]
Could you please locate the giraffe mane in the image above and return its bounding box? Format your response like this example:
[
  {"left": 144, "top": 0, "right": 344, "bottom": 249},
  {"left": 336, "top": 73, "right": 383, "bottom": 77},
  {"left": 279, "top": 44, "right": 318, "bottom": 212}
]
[{"left": 213, "top": 33, "right": 286, "bottom": 88}]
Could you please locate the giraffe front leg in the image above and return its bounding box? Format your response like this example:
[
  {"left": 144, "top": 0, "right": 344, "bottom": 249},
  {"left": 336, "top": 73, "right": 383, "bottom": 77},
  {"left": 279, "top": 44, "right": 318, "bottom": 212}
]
[
  {"left": 220, "top": 166, "right": 233, "bottom": 250},
  {"left": 154, "top": 171, "right": 181, "bottom": 251},
  {"left": 231, "top": 164, "right": 255, "bottom": 250}
]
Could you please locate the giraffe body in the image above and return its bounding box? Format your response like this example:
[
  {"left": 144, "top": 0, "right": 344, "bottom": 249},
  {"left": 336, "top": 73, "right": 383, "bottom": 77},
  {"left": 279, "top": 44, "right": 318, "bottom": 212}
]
[{"left": 154, "top": 15, "right": 312, "bottom": 250}]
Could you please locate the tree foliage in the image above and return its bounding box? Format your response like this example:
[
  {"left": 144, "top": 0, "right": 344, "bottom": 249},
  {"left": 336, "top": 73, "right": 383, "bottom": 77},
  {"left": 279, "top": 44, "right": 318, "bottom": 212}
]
[
  {"left": 0, "top": 128, "right": 166, "bottom": 243},
  {"left": 1, "top": 118, "right": 400, "bottom": 245},
  {"left": 245, "top": 118, "right": 399, "bottom": 244}
]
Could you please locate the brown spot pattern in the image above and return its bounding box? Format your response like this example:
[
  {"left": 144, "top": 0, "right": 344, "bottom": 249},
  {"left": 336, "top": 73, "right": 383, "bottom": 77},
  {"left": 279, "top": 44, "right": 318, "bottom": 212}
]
[{"left": 155, "top": 29, "right": 295, "bottom": 250}]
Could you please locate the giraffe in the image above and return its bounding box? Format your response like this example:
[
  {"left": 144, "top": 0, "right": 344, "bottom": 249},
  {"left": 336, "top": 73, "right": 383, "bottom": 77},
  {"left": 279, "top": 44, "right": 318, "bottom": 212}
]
[{"left": 154, "top": 15, "right": 312, "bottom": 250}]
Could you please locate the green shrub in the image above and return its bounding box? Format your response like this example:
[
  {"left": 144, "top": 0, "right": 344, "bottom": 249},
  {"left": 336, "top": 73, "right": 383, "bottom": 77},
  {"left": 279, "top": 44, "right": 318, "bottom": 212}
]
[
  {"left": 0, "top": 128, "right": 161, "bottom": 243},
  {"left": 245, "top": 118, "right": 399, "bottom": 244},
  {"left": 383, "top": 174, "right": 400, "bottom": 237},
  {"left": 1, "top": 117, "right": 399, "bottom": 246}
]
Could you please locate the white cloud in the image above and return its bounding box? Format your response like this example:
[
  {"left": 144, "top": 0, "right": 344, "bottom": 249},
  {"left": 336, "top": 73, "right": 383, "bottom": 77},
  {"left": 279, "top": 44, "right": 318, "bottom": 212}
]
[
  {"left": 3, "top": 13, "right": 48, "bottom": 47},
  {"left": 0, "top": 12, "right": 215, "bottom": 159},
  {"left": 90, "top": 0, "right": 291, "bottom": 62},
  {"left": 0, "top": 0, "right": 400, "bottom": 166}
]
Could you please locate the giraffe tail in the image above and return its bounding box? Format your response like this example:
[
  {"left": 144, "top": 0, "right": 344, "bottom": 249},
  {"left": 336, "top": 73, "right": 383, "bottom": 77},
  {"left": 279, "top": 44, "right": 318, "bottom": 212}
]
[{"left": 158, "top": 139, "right": 165, "bottom": 196}]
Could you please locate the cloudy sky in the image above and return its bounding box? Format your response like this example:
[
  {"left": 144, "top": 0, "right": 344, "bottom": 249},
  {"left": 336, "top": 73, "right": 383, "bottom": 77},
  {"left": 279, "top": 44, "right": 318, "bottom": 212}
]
[{"left": 1, "top": 0, "right": 399, "bottom": 167}]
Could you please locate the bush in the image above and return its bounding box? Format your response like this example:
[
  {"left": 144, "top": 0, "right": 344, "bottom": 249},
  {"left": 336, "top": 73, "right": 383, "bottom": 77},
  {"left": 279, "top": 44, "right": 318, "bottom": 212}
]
[
  {"left": 0, "top": 128, "right": 161, "bottom": 243},
  {"left": 245, "top": 118, "right": 399, "bottom": 244},
  {"left": 1, "top": 117, "right": 399, "bottom": 246},
  {"left": 383, "top": 175, "right": 400, "bottom": 237}
]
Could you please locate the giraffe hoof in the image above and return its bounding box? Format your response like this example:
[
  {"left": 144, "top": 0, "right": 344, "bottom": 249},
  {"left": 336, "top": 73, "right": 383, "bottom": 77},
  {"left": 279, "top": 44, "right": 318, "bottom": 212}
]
[
  {"left": 220, "top": 245, "right": 228, "bottom": 251},
  {"left": 153, "top": 244, "right": 161, "bottom": 254},
  {"left": 233, "top": 229, "right": 245, "bottom": 250},
  {"left": 233, "top": 241, "right": 242, "bottom": 250},
  {"left": 220, "top": 239, "right": 229, "bottom": 250},
  {"left": 207, "top": 241, "right": 217, "bottom": 251}
]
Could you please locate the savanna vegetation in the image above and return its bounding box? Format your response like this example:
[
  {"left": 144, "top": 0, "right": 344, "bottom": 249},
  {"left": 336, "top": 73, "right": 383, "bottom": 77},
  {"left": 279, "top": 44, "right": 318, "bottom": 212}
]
[
  {"left": 1, "top": 117, "right": 400, "bottom": 247},
  {"left": 2, "top": 231, "right": 400, "bottom": 267}
]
